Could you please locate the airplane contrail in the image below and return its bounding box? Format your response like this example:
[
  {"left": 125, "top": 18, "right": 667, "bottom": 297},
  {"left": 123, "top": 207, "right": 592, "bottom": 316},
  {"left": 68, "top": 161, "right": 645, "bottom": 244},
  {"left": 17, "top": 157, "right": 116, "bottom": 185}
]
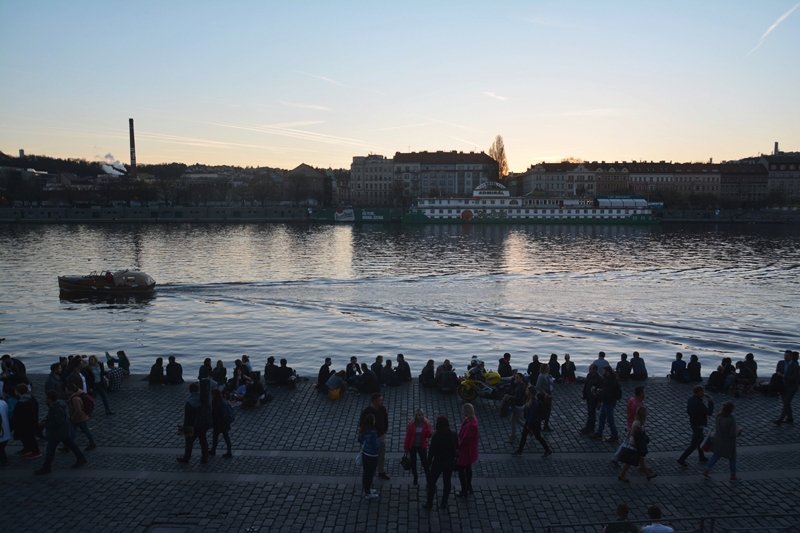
[{"left": 748, "top": 2, "right": 800, "bottom": 55}]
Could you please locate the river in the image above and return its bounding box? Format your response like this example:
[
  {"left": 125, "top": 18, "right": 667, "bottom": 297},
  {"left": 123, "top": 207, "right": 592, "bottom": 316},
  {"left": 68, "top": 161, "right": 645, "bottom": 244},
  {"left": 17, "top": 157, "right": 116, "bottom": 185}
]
[{"left": 0, "top": 222, "right": 797, "bottom": 377}]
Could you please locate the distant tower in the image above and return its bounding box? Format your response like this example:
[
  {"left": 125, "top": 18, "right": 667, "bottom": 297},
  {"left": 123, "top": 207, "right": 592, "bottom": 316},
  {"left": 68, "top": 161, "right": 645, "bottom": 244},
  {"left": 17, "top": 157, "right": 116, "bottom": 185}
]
[
  {"left": 774, "top": 141, "right": 779, "bottom": 155},
  {"left": 129, "top": 118, "right": 137, "bottom": 178},
  {"left": 19, "top": 149, "right": 24, "bottom": 158}
]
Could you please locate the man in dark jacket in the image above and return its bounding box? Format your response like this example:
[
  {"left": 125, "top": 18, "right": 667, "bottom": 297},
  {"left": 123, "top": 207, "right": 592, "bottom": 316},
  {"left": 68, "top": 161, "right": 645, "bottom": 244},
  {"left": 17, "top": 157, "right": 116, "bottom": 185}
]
[
  {"left": 358, "top": 363, "right": 380, "bottom": 394},
  {"left": 371, "top": 356, "right": 384, "bottom": 387},
  {"left": 177, "top": 381, "right": 212, "bottom": 465},
  {"left": 774, "top": 350, "right": 799, "bottom": 425},
  {"left": 166, "top": 356, "right": 184, "bottom": 385},
  {"left": 316, "top": 357, "right": 333, "bottom": 392},
  {"left": 359, "top": 393, "right": 389, "bottom": 480},
  {"left": 677, "top": 385, "right": 714, "bottom": 466},
  {"left": 11, "top": 383, "right": 40, "bottom": 458},
  {"left": 35, "top": 390, "right": 86, "bottom": 475},
  {"left": 581, "top": 365, "right": 603, "bottom": 435}
]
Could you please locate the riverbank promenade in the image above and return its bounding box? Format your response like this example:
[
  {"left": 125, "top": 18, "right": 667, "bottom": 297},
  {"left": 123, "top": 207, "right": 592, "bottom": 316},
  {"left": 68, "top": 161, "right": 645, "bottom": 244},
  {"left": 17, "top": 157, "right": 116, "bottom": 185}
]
[{"left": 2, "top": 372, "right": 798, "bottom": 532}]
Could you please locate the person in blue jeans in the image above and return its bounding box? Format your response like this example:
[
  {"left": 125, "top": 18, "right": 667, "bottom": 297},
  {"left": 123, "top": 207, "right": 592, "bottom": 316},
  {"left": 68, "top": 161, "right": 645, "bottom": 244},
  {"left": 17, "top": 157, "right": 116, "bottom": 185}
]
[
  {"left": 359, "top": 414, "right": 380, "bottom": 500},
  {"left": 594, "top": 367, "right": 621, "bottom": 443}
]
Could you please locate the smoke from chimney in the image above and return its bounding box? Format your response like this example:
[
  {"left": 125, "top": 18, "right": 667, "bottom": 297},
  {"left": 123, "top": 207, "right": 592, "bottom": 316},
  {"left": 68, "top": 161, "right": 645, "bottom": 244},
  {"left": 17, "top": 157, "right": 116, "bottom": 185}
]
[{"left": 129, "top": 118, "right": 137, "bottom": 178}]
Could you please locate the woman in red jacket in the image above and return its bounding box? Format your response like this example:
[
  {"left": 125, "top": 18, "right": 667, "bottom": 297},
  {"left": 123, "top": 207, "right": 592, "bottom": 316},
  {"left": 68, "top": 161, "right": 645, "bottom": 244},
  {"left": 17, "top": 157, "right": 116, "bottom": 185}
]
[
  {"left": 457, "top": 402, "right": 479, "bottom": 497},
  {"left": 403, "top": 408, "right": 432, "bottom": 485}
]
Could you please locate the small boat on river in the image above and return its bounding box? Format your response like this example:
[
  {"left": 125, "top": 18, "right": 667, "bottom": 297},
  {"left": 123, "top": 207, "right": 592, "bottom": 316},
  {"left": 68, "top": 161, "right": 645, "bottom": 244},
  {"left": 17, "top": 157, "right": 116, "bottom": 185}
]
[{"left": 58, "top": 270, "right": 156, "bottom": 296}]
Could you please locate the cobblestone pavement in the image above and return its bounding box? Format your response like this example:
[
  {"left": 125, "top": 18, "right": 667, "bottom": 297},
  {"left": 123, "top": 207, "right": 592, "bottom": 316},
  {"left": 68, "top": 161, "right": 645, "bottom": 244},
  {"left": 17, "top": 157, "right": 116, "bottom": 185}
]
[{"left": 2, "top": 373, "right": 799, "bottom": 532}]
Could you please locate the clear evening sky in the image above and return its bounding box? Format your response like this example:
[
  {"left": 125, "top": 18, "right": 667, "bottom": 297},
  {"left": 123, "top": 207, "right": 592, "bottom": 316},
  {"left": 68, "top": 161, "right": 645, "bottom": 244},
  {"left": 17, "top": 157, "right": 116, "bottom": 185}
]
[{"left": 1, "top": 1, "right": 798, "bottom": 172}]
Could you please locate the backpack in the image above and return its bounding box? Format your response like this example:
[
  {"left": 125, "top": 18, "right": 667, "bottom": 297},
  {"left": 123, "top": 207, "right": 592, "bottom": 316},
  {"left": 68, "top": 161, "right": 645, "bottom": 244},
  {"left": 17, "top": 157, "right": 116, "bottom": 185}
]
[
  {"left": 80, "top": 392, "right": 95, "bottom": 417},
  {"left": 223, "top": 401, "right": 236, "bottom": 424}
]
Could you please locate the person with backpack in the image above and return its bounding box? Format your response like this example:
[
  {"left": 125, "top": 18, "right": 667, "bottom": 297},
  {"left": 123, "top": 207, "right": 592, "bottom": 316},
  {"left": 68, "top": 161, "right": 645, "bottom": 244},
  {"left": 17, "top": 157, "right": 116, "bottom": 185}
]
[
  {"left": 209, "top": 388, "right": 233, "bottom": 458},
  {"left": 66, "top": 382, "right": 96, "bottom": 451},
  {"left": 35, "top": 390, "right": 87, "bottom": 474}
]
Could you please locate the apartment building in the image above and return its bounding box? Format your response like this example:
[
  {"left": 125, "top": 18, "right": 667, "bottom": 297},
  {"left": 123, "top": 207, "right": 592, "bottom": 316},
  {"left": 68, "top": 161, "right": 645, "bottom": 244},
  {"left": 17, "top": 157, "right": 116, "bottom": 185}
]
[
  {"left": 349, "top": 154, "right": 395, "bottom": 206},
  {"left": 393, "top": 151, "right": 499, "bottom": 201}
]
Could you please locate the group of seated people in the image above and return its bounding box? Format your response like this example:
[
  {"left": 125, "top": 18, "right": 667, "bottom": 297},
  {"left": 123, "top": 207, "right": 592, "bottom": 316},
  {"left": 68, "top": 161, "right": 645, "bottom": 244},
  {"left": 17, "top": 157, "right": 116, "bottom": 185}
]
[
  {"left": 148, "top": 354, "right": 306, "bottom": 408},
  {"left": 704, "top": 353, "right": 759, "bottom": 396},
  {"left": 316, "top": 354, "right": 413, "bottom": 399}
]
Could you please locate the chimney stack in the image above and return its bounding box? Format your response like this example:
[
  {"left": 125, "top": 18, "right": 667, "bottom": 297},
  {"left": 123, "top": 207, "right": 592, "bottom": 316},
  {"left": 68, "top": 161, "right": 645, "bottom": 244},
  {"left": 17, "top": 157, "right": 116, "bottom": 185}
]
[
  {"left": 129, "top": 118, "right": 137, "bottom": 178},
  {"left": 774, "top": 141, "right": 779, "bottom": 155}
]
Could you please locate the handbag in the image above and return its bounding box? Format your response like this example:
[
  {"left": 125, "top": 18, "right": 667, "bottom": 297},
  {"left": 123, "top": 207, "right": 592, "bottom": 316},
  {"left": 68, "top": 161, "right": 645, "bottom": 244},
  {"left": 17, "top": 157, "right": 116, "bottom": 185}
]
[
  {"left": 701, "top": 432, "right": 714, "bottom": 452},
  {"left": 618, "top": 446, "right": 640, "bottom": 466},
  {"left": 355, "top": 441, "right": 365, "bottom": 467},
  {"left": 400, "top": 453, "right": 412, "bottom": 471}
]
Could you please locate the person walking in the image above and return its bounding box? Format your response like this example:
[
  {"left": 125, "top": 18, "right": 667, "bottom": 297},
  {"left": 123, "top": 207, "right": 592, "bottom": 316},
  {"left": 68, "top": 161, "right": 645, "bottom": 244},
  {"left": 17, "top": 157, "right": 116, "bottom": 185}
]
[
  {"left": 513, "top": 388, "right": 552, "bottom": 457},
  {"left": 403, "top": 408, "right": 432, "bottom": 486},
  {"left": 66, "top": 383, "right": 96, "bottom": 450},
  {"left": 11, "top": 383, "right": 40, "bottom": 458},
  {"left": 177, "top": 382, "right": 211, "bottom": 465},
  {"left": 582, "top": 365, "right": 603, "bottom": 435},
  {"left": 677, "top": 386, "right": 714, "bottom": 467},
  {"left": 703, "top": 401, "right": 741, "bottom": 480},
  {"left": 358, "top": 414, "right": 380, "bottom": 500},
  {"left": 209, "top": 389, "right": 233, "bottom": 458},
  {"left": 593, "top": 367, "right": 622, "bottom": 443},
  {"left": 87, "top": 355, "right": 114, "bottom": 415},
  {"left": 456, "top": 403, "right": 479, "bottom": 498},
  {"left": 359, "top": 393, "right": 390, "bottom": 480},
  {"left": 35, "top": 390, "right": 87, "bottom": 475},
  {"left": 535, "top": 364, "right": 554, "bottom": 431},
  {"left": 618, "top": 406, "right": 656, "bottom": 482},
  {"left": 424, "top": 416, "right": 458, "bottom": 510},
  {"left": 774, "top": 350, "right": 799, "bottom": 425},
  {"left": 502, "top": 373, "right": 526, "bottom": 443}
]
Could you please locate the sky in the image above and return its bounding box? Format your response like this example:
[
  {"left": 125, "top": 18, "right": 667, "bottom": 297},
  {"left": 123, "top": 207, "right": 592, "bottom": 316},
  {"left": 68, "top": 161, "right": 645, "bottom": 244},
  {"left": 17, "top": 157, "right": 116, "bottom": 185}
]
[{"left": 1, "top": 1, "right": 798, "bottom": 173}]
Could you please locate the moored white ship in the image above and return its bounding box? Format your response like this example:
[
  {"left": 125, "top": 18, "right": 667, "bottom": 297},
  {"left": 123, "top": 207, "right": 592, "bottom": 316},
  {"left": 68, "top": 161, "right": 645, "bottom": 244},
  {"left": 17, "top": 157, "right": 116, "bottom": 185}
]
[{"left": 403, "top": 182, "right": 655, "bottom": 224}]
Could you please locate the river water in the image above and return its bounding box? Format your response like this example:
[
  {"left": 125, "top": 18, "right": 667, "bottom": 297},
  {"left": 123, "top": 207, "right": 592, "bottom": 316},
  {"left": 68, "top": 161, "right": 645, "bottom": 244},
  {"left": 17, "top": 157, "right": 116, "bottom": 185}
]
[{"left": 0, "top": 222, "right": 797, "bottom": 376}]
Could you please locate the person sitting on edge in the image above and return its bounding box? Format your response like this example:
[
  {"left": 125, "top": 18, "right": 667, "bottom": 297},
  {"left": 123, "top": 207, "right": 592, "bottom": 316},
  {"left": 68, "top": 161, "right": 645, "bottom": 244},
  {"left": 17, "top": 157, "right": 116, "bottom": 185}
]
[
  {"left": 630, "top": 351, "right": 648, "bottom": 380},
  {"left": 437, "top": 362, "right": 458, "bottom": 394},
  {"left": 165, "top": 355, "right": 184, "bottom": 385},
  {"left": 346, "top": 356, "right": 363, "bottom": 388},
  {"left": 325, "top": 370, "right": 347, "bottom": 399},
  {"left": 371, "top": 356, "right": 384, "bottom": 387},
  {"left": 148, "top": 357, "right": 165, "bottom": 385},
  {"left": 212, "top": 360, "right": 227, "bottom": 388},
  {"left": 395, "top": 353, "right": 412, "bottom": 383},
  {"left": 670, "top": 353, "right": 689, "bottom": 383},
  {"left": 317, "top": 357, "right": 334, "bottom": 392},
  {"left": 561, "top": 354, "right": 576, "bottom": 383},
  {"left": 197, "top": 358, "right": 213, "bottom": 380},
  {"left": 742, "top": 352, "right": 758, "bottom": 382},
  {"left": 734, "top": 360, "right": 756, "bottom": 396},
  {"left": 241, "top": 354, "right": 253, "bottom": 374},
  {"left": 382, "top": 359, "right": 400, "bottom": 387},
  {"left": 358, "top": 362, "right": 380, "bottom": 394},
  {"left": 687, "top": 354, "right": 702, "bottom": 382},
  {"left": 548, "top": 354, "right": 561, "bottom": 382},
  {"left": 264, "top": 356, "right": 279, "bottom": 385},
  {"left": 592, "top": 352, "right": 611, "bottom": 375},
  {"left": 528, "top": 355, "right": 541, "bottom": 383},
  {"left": 616, "top": 353, "right": 632, "bottom": 381},
  {"left": 419, "top": 360, "right": 436, "bottom": 388},
  {"left": 435, "top": 359, "right": 453, "bottom": 382},
  {"left": 497, "top": 353, "right": 513, "bottom": 378},
  {"left": 275, "top": 358, "right": 297, "bottom": 388}
]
